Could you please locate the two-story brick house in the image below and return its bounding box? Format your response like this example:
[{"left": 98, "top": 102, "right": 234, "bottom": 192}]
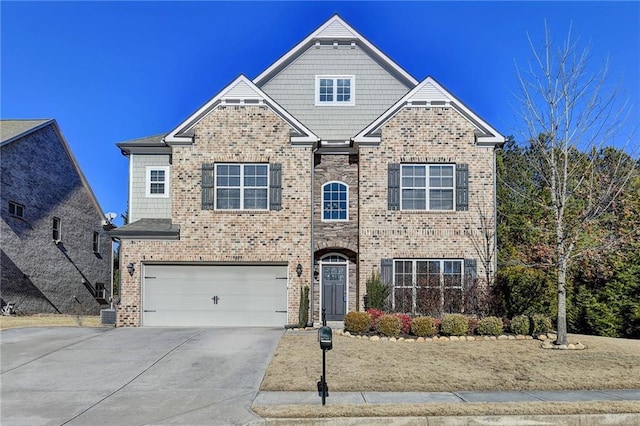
[
  {"left": 111, "top": 15, "right": 504, "bottom": 327},
  {"left": 1, "top": 119, "right": 113, "bottom": 315}
]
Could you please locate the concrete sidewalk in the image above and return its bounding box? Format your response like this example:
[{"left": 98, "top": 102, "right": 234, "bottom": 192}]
[
  {"left": 253, "top": 390, "right": 640, "bottom": 425},
  {"left": 254, "top": 389, "right": 640, "bottom": 405}
]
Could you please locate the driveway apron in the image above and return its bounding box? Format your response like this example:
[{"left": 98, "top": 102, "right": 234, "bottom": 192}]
[{"left": 1, "top": 327, "right": 283, "bottom": 426}]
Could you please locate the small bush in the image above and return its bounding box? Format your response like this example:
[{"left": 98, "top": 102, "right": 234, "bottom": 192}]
[
  {"left": 411, "top": 316, "right": 438, "bottom": 337},
  {"left": 344, "top": 311, "right": 371, "bottom": 334},
  {"left": 532, "top": 314, "right": 553, "bottom": 335},
  {"left": 393, "top": 313, "right": 412, "bottom": 334},
  {"left": 377, "top": 314, "right": 402, "bottom": 337},
  {"left": 511, "top": 315, "right": 530, "bottom": 335},
  {"left": 440, "top": 314, "right": 469, "bottom": 336},
  {"left": 467, "top": 317, "right": 479, "bottom": 335},
  {"left": 367, "top": 308, "right": 385, "bottom": 330},
  {"left": 477, "top": 316, "right": 504, "bottom": 336}
]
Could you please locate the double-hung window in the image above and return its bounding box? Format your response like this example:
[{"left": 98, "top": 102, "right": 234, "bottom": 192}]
[
  {"left": 315, "top": 76, "right": 355, "bottom": 106},
  {"left": 401, "top": 164, "right": 455, "bottom": 211},
  {"left": 215, "top": 164, "right": 269, "bottom": 210},
  {"left": 146, "top": 166, "right": 169, "bottom": 197},
  {"left": 393, "top": 259, "right": 463, "bottom": 316},
  {"left": 322, "top": 181, "right": 348, "bottom": 221},
  {"left": 8, "top": 201, "right": 25, "bottom": 219}
]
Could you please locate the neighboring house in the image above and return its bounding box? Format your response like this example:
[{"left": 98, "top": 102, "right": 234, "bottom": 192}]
[
  {"left": 1, "top": 119, "right": 113, "bottom": 315},
  {"left": 111, "top": 15, "right": 505, "bottom": 327}
]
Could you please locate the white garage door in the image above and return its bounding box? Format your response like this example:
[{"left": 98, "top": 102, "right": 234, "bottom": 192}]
[{"left": 142, "top": 264, "right": 288, "bottom": 327}]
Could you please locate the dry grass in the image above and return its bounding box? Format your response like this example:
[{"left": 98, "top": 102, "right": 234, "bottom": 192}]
[
  {"left": 261, "top": 332, "right": 640, "bottom": 392},
  {"left": 253, "top": 401, "right": 640, "bottom": 419},
  {"left": 0, "top": 314, "right": 102, "bottom": 330}
]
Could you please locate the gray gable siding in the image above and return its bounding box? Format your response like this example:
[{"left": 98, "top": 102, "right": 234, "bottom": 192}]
[
  {"left": 1, "top": 124, "right": 111, "bottom": 314},
  {"left": 129, "top": 154, "right": 172, "bottom": 223},
  {"left": 260, "top": 44, "right": 411, "bottom": 141}
]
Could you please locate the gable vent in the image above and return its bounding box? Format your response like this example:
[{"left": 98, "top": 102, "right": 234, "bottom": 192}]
[{"left": 317, "top": 20, "right": 357, "bottom": 39}]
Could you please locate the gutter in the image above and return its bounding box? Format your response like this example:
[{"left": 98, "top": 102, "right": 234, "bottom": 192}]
[{"left": 309, "top": 145, "right": 318, "bottom": 326}]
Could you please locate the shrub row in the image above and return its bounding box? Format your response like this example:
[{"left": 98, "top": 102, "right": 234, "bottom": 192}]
[{"left": 343, "top": 310, "right": 553, "bottom": 338}]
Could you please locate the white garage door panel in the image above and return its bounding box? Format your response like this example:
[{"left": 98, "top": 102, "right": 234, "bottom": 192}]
[{"left": 143, "top": 264, "right": 288, "bottom": 327}]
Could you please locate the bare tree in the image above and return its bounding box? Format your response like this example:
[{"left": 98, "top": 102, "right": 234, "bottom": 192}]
[
  {"left": 465, "top": 201, "right": 496, "bottom": 289},
  {"left": 513, "top": 23, "right": 637, "bottom": 345}
]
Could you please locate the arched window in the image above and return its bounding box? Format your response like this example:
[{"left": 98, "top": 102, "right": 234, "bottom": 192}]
[{"left": 322, "top": 181, "right": 348, "bottom": 221}]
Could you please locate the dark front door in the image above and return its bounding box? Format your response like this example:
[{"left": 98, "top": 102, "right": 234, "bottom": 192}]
[{"left": 322, "top": 264, "right": 346, "bottom": 321}]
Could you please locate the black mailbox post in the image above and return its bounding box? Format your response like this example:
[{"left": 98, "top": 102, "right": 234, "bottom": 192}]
[{"left": 317, "top": 308, "right": 331, "bottom": 405}]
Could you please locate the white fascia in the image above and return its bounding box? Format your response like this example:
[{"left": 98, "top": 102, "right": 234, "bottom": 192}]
[
  {"left": 353, "top": 77, "right": 505, "bottom": 147},
  {"left": 163, "top": 75, "right": 319, "bottom": 146},
  {"left": 254, "top": 15, "right": 417, "bottom": 88}
]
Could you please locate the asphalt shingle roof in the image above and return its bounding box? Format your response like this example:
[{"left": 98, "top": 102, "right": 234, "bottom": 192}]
[{"left": 0, "top": 119, "right": 51, "bottom": 144}]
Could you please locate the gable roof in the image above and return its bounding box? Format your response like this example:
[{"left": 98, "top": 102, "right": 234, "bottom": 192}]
[
  {"left": 1, "top": 119, "right": 52, "bottom": 145},
  {"left": 164, "top": 75, "right": 319, "bottom": 145},
  {"left": 353, "top": 76, "right": 506, "bottom": 146},
  {"left": 253, "top": 14, "right": 418, "bottom": 89},
  {"left": 1, "top": 119, "right": 108, "bottom": 222}
]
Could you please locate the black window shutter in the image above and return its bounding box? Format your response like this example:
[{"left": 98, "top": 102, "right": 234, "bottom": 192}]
[
  {"left": 388, "top": 163, "right": 400, "bottom": 210},
  {"left": 456, "top": 163, "right": 469, "bottom": 211},
  {"left": 381, "top": 258, "right": 393, "bottom": 287},
  {"left": 464, "top": 258, "right": 477, "bottom": 284},
  {"left": 202, "top": 164, "right": 215, "bottom": 210},
  {"left": 269, "top": 163, "right": 282, "bottom": 211}
]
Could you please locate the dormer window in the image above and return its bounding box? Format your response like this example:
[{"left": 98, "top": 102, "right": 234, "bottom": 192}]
[{"left": 315, "top": 76, "right": 355, "bottom": 106}]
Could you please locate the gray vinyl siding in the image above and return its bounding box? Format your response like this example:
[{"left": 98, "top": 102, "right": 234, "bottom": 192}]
[
  {"left": 260, "top": 44, "right": 411, "bottom": 141},
  {"left": 130, "top": 154, "right": 171, "bottom": 222}
]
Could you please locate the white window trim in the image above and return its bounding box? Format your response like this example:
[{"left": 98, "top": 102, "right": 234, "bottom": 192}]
[
  {"left": 400, "top": 164, "right": 456, "bottom": 211},
  {"left": 145, "top": 166, "right": 170, "bottom": 198},
  {"left": 315, "top": 75, "right": 355, "bottom": 106},
  {"left": 321, "top": 181, "right": 349, "bottom": 222},
  {"left": 214, "top": 163, "right": 270, "bottom": 211}
]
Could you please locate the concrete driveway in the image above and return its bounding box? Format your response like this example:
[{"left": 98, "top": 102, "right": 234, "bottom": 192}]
[{"left": 1, "top": 327, "right": 284, "bottom": 426}]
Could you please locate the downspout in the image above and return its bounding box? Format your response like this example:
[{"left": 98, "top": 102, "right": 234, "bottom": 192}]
[
  {"left": 492, "top": 145, "right": 500, "bottom": 285},
  {"left": 309, "top": 145, "right": 319, "bottom": 326},
  {"left": 110, "top": 238, "right": 115, "bottom": 309}
]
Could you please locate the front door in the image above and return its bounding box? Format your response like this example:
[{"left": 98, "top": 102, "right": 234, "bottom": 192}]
[{"left": 322, "top": 264, "right": 346, "bottom": 321}]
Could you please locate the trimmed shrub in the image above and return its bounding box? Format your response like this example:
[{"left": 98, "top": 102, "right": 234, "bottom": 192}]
[
  {"left": 411, "top": 316, "right": 438, "bottom": 337},
  {"left": 367, "top": 308, "right": 385, "bottom": 330},
  {"left": 366, "top": 272, "right": 390, "bottom": 310},
  {"left": 511, "top": 315, "right": 530, "bottom": 335},
  {"left": 344, "top": 311, "right": 371, "bottom": 334},
  {"left": 477, "top": 316, "right": 504, "bottom": 336},
  {"left": 377, "top": 314, "right": 402, "bottom": 337},
  {"left": 393, "top": 313, "right": 412, "bottom": 334},
  {"left": 532, "top": 314, "right": 553, "bottom": 335},
  {"left": 298, "top": 286, "right": 310, "bottom": 327},
  {"left": 440, "top": 314, "right": 469, "bottom": 336}
]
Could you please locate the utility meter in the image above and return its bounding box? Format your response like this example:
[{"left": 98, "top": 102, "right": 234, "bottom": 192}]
[{"left": 318, "top": 326, "right": 333, "bottom": 350}]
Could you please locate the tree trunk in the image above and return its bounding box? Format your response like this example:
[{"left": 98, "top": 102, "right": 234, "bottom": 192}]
[{"left": 556, "top": 259, "right": 569, "bottom": 345}]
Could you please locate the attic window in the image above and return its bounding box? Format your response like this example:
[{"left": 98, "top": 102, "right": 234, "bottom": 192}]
[{"left": 315, "top": 76, "right": 355, "bottom": 106}]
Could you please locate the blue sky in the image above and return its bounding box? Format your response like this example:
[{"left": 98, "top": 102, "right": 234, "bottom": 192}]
[{"left": 2, "top": 1, "right": 638, "bottom": 225}]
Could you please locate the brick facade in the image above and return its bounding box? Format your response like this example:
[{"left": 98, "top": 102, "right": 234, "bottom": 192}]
[
  {"left": 358, "top": 107, "right": 495, "bottom": 308},
  {"left": 117, "top": 106, "right": 313, "bottom": 326},
  {"left": 1, "top": 123, "right": 111, "bottom": 315}
]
